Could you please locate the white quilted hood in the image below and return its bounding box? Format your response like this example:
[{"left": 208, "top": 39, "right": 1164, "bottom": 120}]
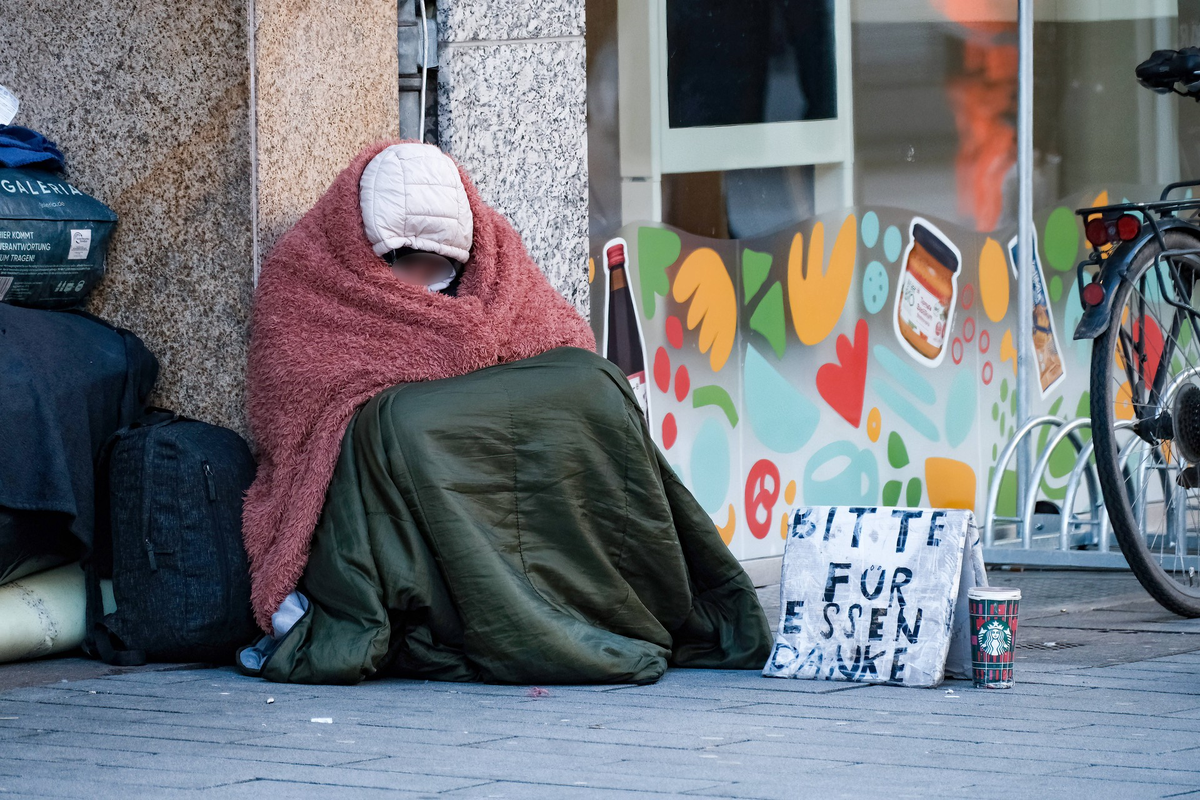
[{"left": 359, "top": 143, "right": 474, "bottom": 263}]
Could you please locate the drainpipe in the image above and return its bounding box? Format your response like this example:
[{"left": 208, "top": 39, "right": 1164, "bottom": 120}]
[{"left": 399, "top": 0, "right": 436, "bottom": 141}]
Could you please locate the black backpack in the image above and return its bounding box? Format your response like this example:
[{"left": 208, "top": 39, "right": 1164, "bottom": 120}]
[{"left": 85, "top": 410, "right": 259, "bottom": 665}]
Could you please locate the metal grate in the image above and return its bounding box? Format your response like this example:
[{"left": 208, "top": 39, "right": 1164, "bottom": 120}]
[{"left": 1016, "top": 641, "right": 1085, "bottom": 651}]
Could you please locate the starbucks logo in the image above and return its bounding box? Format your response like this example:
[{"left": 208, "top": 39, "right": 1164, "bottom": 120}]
[{"left": 979, "top": 619, "right": 1012, "bottom": 657}]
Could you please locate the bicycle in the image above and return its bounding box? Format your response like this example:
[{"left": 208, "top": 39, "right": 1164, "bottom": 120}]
[{"left": 1072, "top": 48, "right": 1200, "bottom": 617}]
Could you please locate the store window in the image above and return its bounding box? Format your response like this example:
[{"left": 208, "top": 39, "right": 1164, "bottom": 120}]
[
  {"left": 665, "top": 1, "right": 837, "bottom": 128},
  {"left": 585, "top": 0, "right": 1200, "bottom": 562},
  {"left": 587, "top": 0, "right": 852, "bottom": 241},
  {"left": 589, "top": 1, "right": 1200, "bottom": 241}
]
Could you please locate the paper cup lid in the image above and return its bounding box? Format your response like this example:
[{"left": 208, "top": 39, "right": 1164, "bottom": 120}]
[{"left": 969, "top": 586, "right": 1021, "bottom": 600}]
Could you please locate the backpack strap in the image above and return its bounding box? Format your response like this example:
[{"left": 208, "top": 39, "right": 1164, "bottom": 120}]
[
  {"left": 82, "top": 559, "right": 146, "bottom": 667},
  {"left": 82, "top": 426, "right": 121, "bottom": 661},
  {"left": 83, "top": 414, "right": 176, "bottom": 667}
]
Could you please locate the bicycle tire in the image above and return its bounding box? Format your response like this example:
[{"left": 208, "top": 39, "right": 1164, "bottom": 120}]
[{"left": 1091, "top": 228, "right": 1200, "bottom": 617}]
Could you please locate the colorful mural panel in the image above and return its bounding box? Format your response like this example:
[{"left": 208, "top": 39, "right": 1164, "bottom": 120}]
[{"left": 589, "top": 197, "right": 1115, "bottom": 563}]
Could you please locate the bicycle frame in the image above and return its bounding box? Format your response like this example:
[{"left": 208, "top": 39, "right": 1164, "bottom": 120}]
[
  {"left": 1073, "top": 182, "right": 1200, "bottom": 341},
  {"left": 1072, "top": 182, "right": 1200, "bottom": 439}
]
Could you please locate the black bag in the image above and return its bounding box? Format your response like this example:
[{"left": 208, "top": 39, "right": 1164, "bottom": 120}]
[
  {"left": 85, "top": 409, "right": 259, "bottom": 665},
  {"left": 0, "top": 168, "right": 117, "bottom": 309}
]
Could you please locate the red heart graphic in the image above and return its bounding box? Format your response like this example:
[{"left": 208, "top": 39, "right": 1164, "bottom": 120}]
[{"left": 816, "top": 319, "right": 869, "bottom": 428}]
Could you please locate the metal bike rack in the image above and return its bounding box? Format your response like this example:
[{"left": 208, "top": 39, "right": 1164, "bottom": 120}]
[
  {"left": 984, "top": 416, "right": 1072, "bottom": 546},
  {"left": 1055, "top": 421, "right": 1138, "bottom": 555},
  {"left": 982, "top": 415, "right": 1129, "bottom": 568},
  {"left": 1021, "top": 418, "right": 1099, "bottom": 549}
]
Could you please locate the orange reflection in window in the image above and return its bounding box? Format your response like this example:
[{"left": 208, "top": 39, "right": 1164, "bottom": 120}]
[{"left": 938, "top": 2, "right": 1017, "bottom": 232}]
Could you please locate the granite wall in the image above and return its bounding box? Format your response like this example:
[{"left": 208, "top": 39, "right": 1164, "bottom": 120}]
[
  {"left": 0, "top": 0, "right": 399, "bottom": 433},
  {"left": 437, "top": 0, "right": 590, "bottom": 315},
  {"left": 254, "top": 0, "right": 400, "bottom": 258},
  {"left": 0, "top": 0, "right": 254, "bottom": 431}
]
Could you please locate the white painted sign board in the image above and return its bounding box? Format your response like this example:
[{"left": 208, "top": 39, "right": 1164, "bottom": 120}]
[{"left": 762, "top": 506, "right": 987, "bottom": 688}]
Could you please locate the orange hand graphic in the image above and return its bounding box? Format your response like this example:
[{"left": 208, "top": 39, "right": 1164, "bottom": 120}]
[
  {"left": 672, "top": 247, "right": 737, "bottom": 372},
  {"left": 787, "top": 215, "right": 858, "bottom": 346}
]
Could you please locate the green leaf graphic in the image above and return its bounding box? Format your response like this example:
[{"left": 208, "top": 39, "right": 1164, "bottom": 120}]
[
  {"left": 742, "top": 249, "right": 773, "bottom": 302},
  {"left": 749, "top": 282, "right": 787, "bottom": 359},
  {"left": 636, "top": 227, "right": 681, "bottom": 320},
  {"left": 692, "top": 385, "right": 739, "bottom": 428}
]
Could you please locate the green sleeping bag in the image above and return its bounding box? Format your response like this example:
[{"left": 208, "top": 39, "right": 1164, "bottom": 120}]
[{"left": 260, "top": 347, "right": 771, "bottom": 685}]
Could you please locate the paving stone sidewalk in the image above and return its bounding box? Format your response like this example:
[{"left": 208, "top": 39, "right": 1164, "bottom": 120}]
[{"left": 1, "top": 570, "right": 1198, "bottom": 799}]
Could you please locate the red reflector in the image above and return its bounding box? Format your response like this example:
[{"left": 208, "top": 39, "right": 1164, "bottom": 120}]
[
  {"left": 1082, "top": 282, "right": 1106, "bottom": 307},
  {"left": 1085, "top": 218, "right": 1110, "bottom": 247},
  {"left": 1117, "top": 214, "right": 1142, "bottom": 241}
]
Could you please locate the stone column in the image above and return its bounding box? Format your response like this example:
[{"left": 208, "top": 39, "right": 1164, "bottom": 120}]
[
  {"left": 0, "top": 0, "right": 255, "bottom": 431},
  {"left": 436, "top": 0, "right": 590, "bottom": 315},
  {"left": 0, "top": 0, "right": 399, "bottom": 433},
  {"left": 253, "top": 0, "right": 400, "bottom": 258}
]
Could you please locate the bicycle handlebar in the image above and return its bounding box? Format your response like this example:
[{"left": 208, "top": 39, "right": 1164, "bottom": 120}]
[{"left": 1138, "top": 47, "right": 1200, "bottom": 99}]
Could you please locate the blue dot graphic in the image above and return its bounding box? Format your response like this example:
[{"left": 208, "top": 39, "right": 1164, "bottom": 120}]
[
  {"left": 861, "top": 261, "right": 889, "bottom": 314},
  {"left": 861, "top": 211, "right": 880, "bottom": 249},
  {"left": 883, "top": 226, "right": 903, "bottom": 263}
]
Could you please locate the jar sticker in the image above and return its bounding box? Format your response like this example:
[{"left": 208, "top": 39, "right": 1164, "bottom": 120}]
[
  {"left": 899, "top": 272, "right": 948, "bottom": 348},
  {"left": 0, "top": 85, "right": 18, "bottom": 126},
  {"left": 892, "top": 216, "right": 961, "bottom": 368}
]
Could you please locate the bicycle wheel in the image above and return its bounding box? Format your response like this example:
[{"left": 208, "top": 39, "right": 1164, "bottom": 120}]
[{"left": 1091, "top": 228, "right": 1200, "bottom": 617}]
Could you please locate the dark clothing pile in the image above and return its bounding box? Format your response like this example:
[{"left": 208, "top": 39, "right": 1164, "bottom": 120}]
[{"left": 0, "top": 305, "right": 158, "bottom": 577}]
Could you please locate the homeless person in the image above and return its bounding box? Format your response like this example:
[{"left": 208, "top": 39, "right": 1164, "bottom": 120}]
[{"left": 238, "top": 141, "right": 772, "bottom": 685}]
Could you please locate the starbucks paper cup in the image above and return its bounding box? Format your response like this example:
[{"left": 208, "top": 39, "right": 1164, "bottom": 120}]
[{"left": 968, "top": 586, "right": 1020, "bottom": 689}]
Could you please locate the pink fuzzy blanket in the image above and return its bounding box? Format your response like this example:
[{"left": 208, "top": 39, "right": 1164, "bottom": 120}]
[{"left": 243, "top": 141, "right": 596, "bottom": 631}]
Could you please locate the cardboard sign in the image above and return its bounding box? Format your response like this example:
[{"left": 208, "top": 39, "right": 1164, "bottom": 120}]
[{"left": 763, "top": 506, "right": 986, "bottom": 688}]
